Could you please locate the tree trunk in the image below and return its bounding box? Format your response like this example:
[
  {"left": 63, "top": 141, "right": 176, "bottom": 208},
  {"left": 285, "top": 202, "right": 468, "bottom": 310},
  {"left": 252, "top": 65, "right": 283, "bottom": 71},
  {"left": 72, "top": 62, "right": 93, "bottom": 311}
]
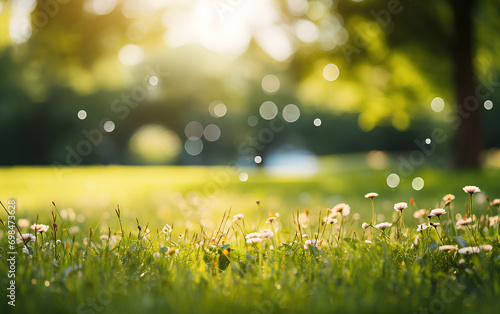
[{"left": 450, "top": 0, "right": 482, "bottom": 169}]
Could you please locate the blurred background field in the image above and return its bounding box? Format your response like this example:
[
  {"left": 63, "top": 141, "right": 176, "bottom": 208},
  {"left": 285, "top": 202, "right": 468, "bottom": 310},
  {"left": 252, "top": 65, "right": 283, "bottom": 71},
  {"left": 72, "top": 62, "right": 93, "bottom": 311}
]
[{"left": 2, "top": 153, "right": 499, "bottom": 237}]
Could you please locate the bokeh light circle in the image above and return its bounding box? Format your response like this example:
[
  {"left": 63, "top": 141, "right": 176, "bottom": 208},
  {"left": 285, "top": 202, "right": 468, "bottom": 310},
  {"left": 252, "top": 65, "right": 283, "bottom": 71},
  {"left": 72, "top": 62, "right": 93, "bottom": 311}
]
[
  {"left": 412, "top": 177, "right": 424, "bottom": 191},
  {"left": 295, "top": 19, "right": 319, "bottom": 43},
  {"left": 128, "top": 124, "right": 181, "bottom": 164},
  {"left": 431, "top": 97, "right": 445, "bottom": 113},
  {"left": 184, "top": 138, "right": 203, "bottom": 156},
  {"left": 484, "top": 100, "right": 493, "bottom": 110},
  {"left": 204, "top": 124, "right": 221, "bottom": 142},
  {"left": 323, "top": 64, "right": 340, "bottom": 81},
  {"left": 184, "top": 121, "right": 203, "bottom": 139},
  {"left": 209, "top": 101, "right": 227, "bottom": 118},
  {"left": 259, "top": 101, "right": 278, "bottom": 120},
  {"left": 103, "top": 121, "right": 115, "bottom": 133},
  {"left": 387, "top": 173, "right": 400, "bottom": 188},
  {"left": 282, "top": 104, "right": 300, "bottom": 123},
  {"left": 149, "top": 76, "right": 159, "bottom": 86},
  {"left": 248, "top": 115, "right": 258, "bottom": 126},
  {"left": 239, "top": 172, "right": 249, "bottom": 182},
  {"left": 118, "top": 44, "right": 144, "bottom": 66},
  {"left": 78, "top": 110, "right": 87, "bottom": 120},
  {"left": 261, "top": 74, "right": 280, "bottom": 94}
]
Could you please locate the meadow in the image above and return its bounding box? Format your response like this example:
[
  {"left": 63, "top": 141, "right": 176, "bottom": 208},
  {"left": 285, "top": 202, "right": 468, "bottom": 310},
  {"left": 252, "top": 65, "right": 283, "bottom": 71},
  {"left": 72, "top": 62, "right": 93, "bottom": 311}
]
[{"left": 1, "top": 160, "right": 500, "bottom": 314}]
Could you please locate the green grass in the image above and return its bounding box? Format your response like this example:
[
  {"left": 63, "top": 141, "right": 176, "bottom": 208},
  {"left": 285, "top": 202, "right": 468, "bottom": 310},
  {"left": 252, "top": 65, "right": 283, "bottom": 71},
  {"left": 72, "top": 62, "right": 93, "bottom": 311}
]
[
  {"left": 1, "top": 161, "right": 499, "bottom": 228},
  {"left": 1, "top": 163, "right": 500, "bottom": 313}
]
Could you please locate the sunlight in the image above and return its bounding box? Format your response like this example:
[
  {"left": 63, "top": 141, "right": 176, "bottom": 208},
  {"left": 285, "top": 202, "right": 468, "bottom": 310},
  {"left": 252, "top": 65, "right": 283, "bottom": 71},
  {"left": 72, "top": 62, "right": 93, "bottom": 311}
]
[
  {"left": 8, "top": 0, "right": 36, "bottom": 44},
  {"left": 162, "top": 0, "right": 294, "bottom": 60}
]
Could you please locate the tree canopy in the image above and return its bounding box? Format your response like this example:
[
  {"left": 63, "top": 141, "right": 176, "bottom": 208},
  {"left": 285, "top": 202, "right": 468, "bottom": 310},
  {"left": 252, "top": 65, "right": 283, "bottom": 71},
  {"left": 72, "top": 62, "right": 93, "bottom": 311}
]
[{"left": 0, "top": 0, "right": 499, "bottom": 167}]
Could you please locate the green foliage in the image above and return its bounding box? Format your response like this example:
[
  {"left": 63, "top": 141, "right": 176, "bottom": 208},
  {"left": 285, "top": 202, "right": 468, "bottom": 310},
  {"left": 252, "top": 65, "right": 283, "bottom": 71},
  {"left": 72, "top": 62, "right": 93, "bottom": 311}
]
[{"left": 1, "top": 178, "right": 500, "bottom": 314}]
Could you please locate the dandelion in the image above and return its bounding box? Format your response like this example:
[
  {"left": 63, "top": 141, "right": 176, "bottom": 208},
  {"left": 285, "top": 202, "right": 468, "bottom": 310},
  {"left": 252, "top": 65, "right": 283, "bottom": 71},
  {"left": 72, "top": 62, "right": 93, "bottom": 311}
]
[
  {"left": 394, "top": 202, "right": 408, "bottom": 211},
  {"left": 393, "top": 202, "right": 407, "bottom": 238},
  {"left": 429, "top": 208, "right": 446, "bottom": 217},
  {"left": 458, "top": 246, "right": 480, "bottom": 254},
  {"left": 443, "top": 194, "right": 455, "bottom": 201},
  {"left": 365, "top": 193, "right": 378, "bottom": 226},
  {"left": 162, "top": 224, "right": 172, "bottom": 234},
  {"left": 266, "top": 217, "right": 277, "bottom": 223},
  {"left": 31, "top": 224, "right": 49, "bottom": 233},
  {"left": 456, "top": 217, "right": 473, "bottom": 226},
  {"left": 232, "top": 213, "right": 244, "bottom": 222},
  {"left": 463, "top": 186, "right": 480, "bottom": 194},
  {"left": 17, "top": 233, "right": 36, "bottom": 244},
  {"left": 439, "top": 245, "right": 458, "bottom": 251},
  {"left": 364, "top": 193, "right": 378, "bottom": 199},
  {"left": 304, "top": 239, "right": 320, "bottom": 249},
  {"left": 429, "top": 209, "right": 446, "bottom": 233},
  {"left": 463, "top": 186, "right": 480, "bottom": 218},
  {"left": 374, "top": 222, "right": 392, "bottom": 230},
  {"left": 417, "top": 224, "right": 429, "bottom": 232},
  {"left": 489, "top": 215, "right": 498, "bottom": 226},
  {"left": 413, "top": 209, "right": 428, "bottom": 219},
  {"left": 331, "top": 203, "right": 350, "bottom": 216},
  {"left": 246, "top": 232, "right": 262, "bottom": 239},
  {"left": 443, "top": 195, "right": 456, "bottom": 227},
  {"left": 326, "top": 218, "right": 337, "bottom": 224},
  {"left": 362, "top": 222, "right": 370, "bottom": 229},
  {"left": 330, "top": 203, "right": 350, "bottom": 242},
  {"left": 246, "top": 237, "right": 263, "bottom": 244},
  {"left": 259, "top": 229, "right": 274, "bottom": 238},
  {"left": 480, "top": 244, "right": 493, "bottom": 251}
]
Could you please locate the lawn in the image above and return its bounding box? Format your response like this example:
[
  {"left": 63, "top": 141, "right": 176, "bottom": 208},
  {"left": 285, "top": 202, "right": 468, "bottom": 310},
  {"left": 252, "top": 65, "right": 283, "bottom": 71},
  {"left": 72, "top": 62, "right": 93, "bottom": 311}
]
[{"left": 1, "top": 160, "right": 500, "bottom": 313}]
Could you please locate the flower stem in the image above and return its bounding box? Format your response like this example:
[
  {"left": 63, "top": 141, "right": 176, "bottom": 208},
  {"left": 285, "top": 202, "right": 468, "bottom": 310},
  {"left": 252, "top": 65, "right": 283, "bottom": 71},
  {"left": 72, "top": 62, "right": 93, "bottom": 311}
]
[
  {"left": 447, "top": 204, "right": 457, "bottom": 237},
  {"left": 469, "top": 194, "right": 473, "bottom": 219},
  {"left": 371, "top": 198, "right": 376, "bottom": 225},
  {"left": 433, "top": 226, "right": 443, "bottom": 244}
]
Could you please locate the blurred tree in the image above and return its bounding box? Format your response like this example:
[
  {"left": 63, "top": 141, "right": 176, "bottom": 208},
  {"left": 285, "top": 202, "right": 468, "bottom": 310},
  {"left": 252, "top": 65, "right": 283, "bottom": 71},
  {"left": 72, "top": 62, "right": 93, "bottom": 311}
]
[
  {"left": 449, "top": 0, "right": 480, "bottom": 168},
  {"left": 0, "top": 0, "right": 498, "bottom": 167},
  {"left": 290, "top": 0, "right": 498, "bottom": 169}
]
